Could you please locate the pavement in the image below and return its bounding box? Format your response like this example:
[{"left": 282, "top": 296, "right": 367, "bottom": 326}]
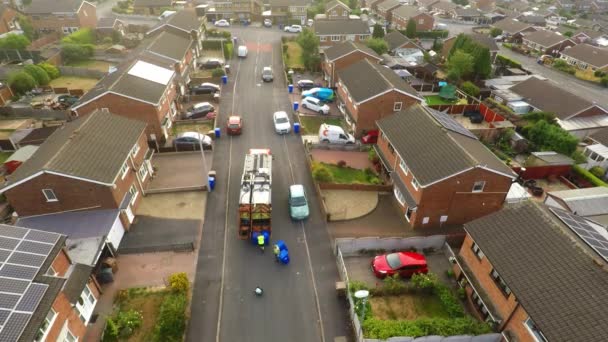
[
  {"left": 322, "top": 190, "right": 378, "bottom": 221},
  {"left": 497, "top": 45, "right": 608, "bottom": 109},
  {"left": 148, "top": 152, "right": 212, "bottom": 192},
  {"left": 187, "top": 27, "right": 349, "bottom": 342},
  {"left": 311, "top": 150, "right": 372, "bottom": 170}
]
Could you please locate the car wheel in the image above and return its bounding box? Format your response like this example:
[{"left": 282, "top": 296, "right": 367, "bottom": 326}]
[
  {"left": 321, "top": 139, "right": 329, "bottom": 143},
  {"left": 346, "top": 141, "right": 354, "bottom": 145},
  {"left": 318, "top": 110, "right": 324, "bottom": 115},
  {"left": 302, "top": 103, "right": 307, "bottom": 109}
]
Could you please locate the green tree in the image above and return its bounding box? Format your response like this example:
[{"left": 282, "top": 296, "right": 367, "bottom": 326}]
[
  {"left": 523, "top": 120, "right": 578, "bottom": 155},
  {"left": 17, "top": 16, "right": 34, "bottom": 41},
  {"left": 372, "top": 24, "right": 385, "bottom": 39},
  {"left": 405, "top": 19, "right": 417, "bottom": 38},
  {"left": 307, "top": 1, "right": 325, "bottom": 19},
  {"left": 563, "top": 31, "right": 573, "bottom": 37},
  {"left": 447, "top": 50, "right": 474, "bottom": 81},
  {"left": 0, "top": 34, "right": 30, "bottom": 50},
  {"left": 8, "top": 71, "right": 36, "bottom": 95},
  {"left": 453, "top": 0, "right": 468, "bottom": 5},
  {"left": 61, "top": 43, "right": 94, "bottom": 63},
  {"left": 472, "top": 46, "right": 492, "bottom": 79},
  {"left": 489, "top": 27, "right": 503, "bottom": 37},
  {"left": 431, "top": 38, "right": 443, "bottom": 52},
  {"left": 348, "top": 0, "right": 358, "bottom": 9},
  {"left": 461, "top": 81, "right": 480, "bottom": 97},
  {"left": 296, "top": 29, "right": 320, "bottom": 71},
  {"left": 366, "top": 38, "right": 389, "bottom": 55},
  {"left": 23, "top": 65, "right": 50, "bottom": 85},
  {"left": 37, "top": 63, "right": 60, "bottom": 79},
  {"left": 62, "top": 28, "right": 96, "bottom": 45}
]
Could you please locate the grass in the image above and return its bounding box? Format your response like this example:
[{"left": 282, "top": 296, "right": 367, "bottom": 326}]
[
  {"left": 298, "top": 115, "right": 344, "bottom": 135},
  {"left": 49, "top": 76, "right": 100, "bottom": 91},
  {"left": 285, "top": 42, "right": 304, "bottom": 69},
  {"left": 370, "top": 294, "right": 451, "bottom": 321},
  {"left": 66, "top": 60, "right": 114, "bottom": 72},
  {"left": 172, "top": 121, "right": 215, "bottom": 136},
  {"left": 114, "top": 287, "right": 171, "bottom": 342},
  {"left": 0, "top": 152, "right": 11, "bottom": 164},
  {"left": 575, "top": 69, "right": 602, "bottom": 83},
  {"left": 315, "top": 162, "right": 379, "bottom": 184},
  {"left": 424, "top": 95, "right": 467, "bottom": 106}
]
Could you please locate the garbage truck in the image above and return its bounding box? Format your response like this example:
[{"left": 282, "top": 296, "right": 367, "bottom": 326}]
[{"left": 238, "top": 149, "right": 272, "bottom": 242}]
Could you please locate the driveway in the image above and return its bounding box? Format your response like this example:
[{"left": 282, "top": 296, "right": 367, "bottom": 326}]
[
  {"left": 118, "top": 192, "right": 206, "bottom": 253},
  {"left": 148, "top": 152, "right": 212, "bottom": 192}
]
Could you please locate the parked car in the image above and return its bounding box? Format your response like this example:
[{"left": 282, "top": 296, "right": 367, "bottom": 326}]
[
  {"left": 288, "top": 184, "right": 309, "bottom": 220},
  {"left": 301, "top": 96, "right": 330, "bottom": 115},
  {"left": 158, "top": 10, "right": 176, "bottom": 20},
  {"left": 200, "top": 58, "right": 224, "bottom": 70},
  {"left": 284, "top": 25, "right": 303, "bottom": 33},
  {"left": 263, "top": 19, "right": 272, "bottom": 27},
  {"left": 57, "top": 94, "right": 79, "bottom": 106},
  {"left": 318, "top": 123, "right": 355, "bottom": 144},
  {"left": 297, "top": 79, "right": 315, "bottom": 91},
  {"left": 173, "top": 132, "right": 212, "bottom": 150},
  {"left": 185, "top": 102, "right": 215, "bottom": 119},
  {"left": 215, "top": 19, "right": 230, "bottom": 27},
  {"left": 361, "top": 130, "right": 379, "bottom": 144},
  {"left": 301, "top": 87, "right": 334, "bottom": 102},
  {"left": 237, "top": 45, "right": 248, "bottom": 58},
  {"left": 307, "top": 19, "right": 314, "bottom": 27},
  {"left": 371, "top": 251, "right": 428, "bottom": 279},
  {"left": 262, "top": 66, "right": 273, "bottom": 82},
  {"left": 273, "top": 111, "right": 291, "bottom": 134},
  {"left": 226, "top": 115, "right": 243, "bottom": 135},
  {"left": 190, "top": 82, "right": 220, "bottom": 95}
]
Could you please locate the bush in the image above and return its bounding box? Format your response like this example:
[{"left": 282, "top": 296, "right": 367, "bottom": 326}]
[
  {"left": 435, "top": 283, "right": 464, "bottom": 317},
  {"left": 102, "top": 36, "right": 113, "bottom": 44},
  {"left": 573, "top": 165, "right": 608, "bottom": 187},
  {"left": 23, "top": 64, "right": 50, "bottom": 86},
  {"left": 552, "top": 59, "right": 576, "bottom": 74},
  {"left": 363, "top": 317, "right": 493, "bottom": 339},
  {"left": 412, "top": 30, "right": 449, "bottom": 39},
  {"left": 8, "top": 71, "right": 36, "bottom": 95},
  {"left": 522, "top": 120, "right": 578, "bottom": 155},
  {"left": 589, "top": 166, "right": 606, "bottom": 179},
  {"left": 594, "top": 70, "right": 606, "bottom": 77},
  {"left": 496, "top": 54, "right": 521, "bottom": 68},
  {"left": 38, "top": 63, "right": 60, "bottom": 79},
  {"left": 61, "top": 43, "right": 94, "bottom": 63},
  {"left": 223, "top": 42, "right": 233, "bottom": 60},
  {"left": 62, "top": 28, "right": 96, "bottom": 45},
  {"left": 410, "top": 273, "right": 438, "bottom": 292},
  {"left": 0, "top": 34, "right": 30, "bottom": 50},
  {"left": 312, "top": 164, "right": 334, "bottom": 183},
  {"left": 103, "top": 309, "right": 142, "bottom": 342},
  {"left": 571, "top": 150, "right": 587, "bottom": 164},
  {"left": 490, "top": 27, "right": 502, "bottom": 37},
  {"left": 211, "top": 67, "right": 226, "bottom": 77},
  {"left": 102, "top": 318, "right": 120, "bottom": 342},
  {"left": 117, "top": 0, "right": 129, "bottom": 9},
  {"left": 601, "top": 76, "right": 608, "bottom": 87},
  {"left": 460, "top": 81, "right": 479, "bottom": 97},
  {"left": 382, "top": 275, "right": 408, "bottom": 295},
  {"left": 168, "top": 272, "right": 189, "bottom": 293},
  {"left": 337, "top": 160, "right": 347, "bottom": 168},
  {"left": 366, "top": 38, "right": 389, "bottom": 55},
  {"left": 368, "top": 148, "right": 379, "bottom": 163},
  {"left": 153, "top": 293, "right": 187, "bottom": 342}
]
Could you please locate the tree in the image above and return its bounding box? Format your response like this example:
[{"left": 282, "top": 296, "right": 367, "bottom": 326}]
[
  {"left": 431, "top": 38, "right": 443, "bottom": 52},
  {"left": 461, "top": 81, "right": 480, "bottom": 97},
  {"left": 472, "top": 47, "right": 492, "bottom": 79},
  {"left": 296, "top": 29, "right": 320, "bottom": 71},
  {"left": 366, "top": 38, "right": 389, "bottom": 55},
  {"left": 8, "top": 71, "right": 36, "bottom": 95},
  {"left": 17, "top": 16, "right": 34, "bottom": 41},
  {"left": 23, "top": 65, "right": 50, "bottom": 86},
  {"left": 447, "top": 50, "right": 474, "bottom": 81},
  {"left": 61, "top": 43, "right": 94, "bottom": 63},
  {"left": 348, "top": 0, "right": 358, "bottom": 9},
  {"left": 453, "top": 0, "right": 468, "bottom": 5},
  {"left": 523, "top": 120, "right": 578, "bottom": 155},
  {"left": 563, "top": 31, "right": 573, "bottom": 37},
  {"left": 372, "top": 24, "right": 385, "bottom": 39},
  {"left": 489, "top": 27, "right": 502, "bottom": 38},
  {"left": 61, "top": 28, "right": 95, "bottom": 45},
  {"left": 38, "top": 63, "right": 60, "bottom": 79},
  {"left": 405, "top": 19, "right": 417, "bottom": 38},
  {"left": 0, "top": 34, "right": 30, "bottom": 50}
]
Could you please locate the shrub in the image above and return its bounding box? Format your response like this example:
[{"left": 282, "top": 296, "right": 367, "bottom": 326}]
[
  {"left": 62, "top": 28, "right": 96, "bottom": 45},
  {"left": 23, "top": 64, "right": 50, "bottom": 86},
  {"left": 363, "top": 317, "right": 493, "bottom": 339},
  {"left": 457, "top": 287, "right": 466, "bottom": 299},
  {"left": 382, "top": 275, "right": 408, "bottom": 295},
  {"left": 366, "top": 38, "right": 389, "bottom": 55},
  {"left": 8, "top": 71, "right": 36, "bottom": 95},
  {"left": 223, "top": 42, "right": 233, "bottom": 60},
  {"left": 571, "top": 150, "right": 587, "bottom": 164},
  {"left": 594, "top": 70, "right": 606, "bottom": 78},
  {"left": 116, "top": 309, "right": 143, "bottom": 334},
  {"left": 312, "top": 164, "right": 334, "bottom": 182},
  {"left": 496, "top": 54, "right": 521, "bottom": 68},
  {"left": 0, "top": 34, "right": 30, "bottom": 49},
  {"left": 153, "top": 293, "right": 187, "bottom": 342},
  {"left": 168, "top": 272, "right": 189, "bottom": 293},
  {"left": 435, "top": 283, "right": 464, "bottom": 317},
  {"left": 489, "top": 27, "right": 502, "bottom": 37},
  {"left": 102, "top": 36, "right": 113, "bottom": 44},
  {"left": 552, "top": 59, "right": 576, "bottom": 74},
  {"left": 38, "top": 62, "right": 60, "bottom": 79},
  {"left": 337, "top": 160, "right": 347, "bottom": 168},
  {"left": 601, "top": 76, "right": 608, "bottom": 87},
  {"left": 446, "top": 269, "right": 455, "bottom": 278},
  {"left": 348, "top": 280, "right": 369, "bottom": 294},
  {"left": 589, "top": 166, "right": 606, "bottom": 179},
  {"left": 410, "top": 30, "right": 449, "bottom": 39},
  {"left": 102, "top": 318, "right": 119, "bottom": 342},
  {"left": 522, "top": 120, "right": 578, "bottom": 155},
  {"left": 211, "top": 67, "right": 226, "bottom": 77},
  {"left": 410, "top": 273, "right": 438, "bottom": 292},
  {"left": 460, "top": 81, "right": 479, "bottom": 97},
  {"left": 61, "top": 43, "right": 94, "bottom": 63},
  {"left": 368, "top": 148, "right": 379, "bottom": 163},
  {"left": 117, "top": 0, "right": 129, "bottom": 9},
  {"left": 573, "top": 165, "right": 608, "bottom": 187}
]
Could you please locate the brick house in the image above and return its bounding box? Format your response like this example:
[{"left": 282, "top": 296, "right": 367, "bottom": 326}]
[
  {"left": 391, "top": 5, "right": 434, "bottom": 31},
  {"left": 375, "top": 0, "right": 401, "bottom": 23},
  {"left": 0, "top": 109, "right": 152, "bottom": 230},
  {"left": 442, "top": 33, "right": 499, "bottom": 63},
  {"left": 96, "top": 17, "right": 125, "bottom": 39},
  {"left": 147, "top": 9, "right": 204, "bottom": 58},
  {"left": 71, "top": 59, "right": 178, "bottom": 144},
  {"left": 492, "top": 18, "right": 536, "bottom": 42},
  {"left": 268, "top": 0, "right": 308, "bottom": 25},
  {"left": 336, "top": 59, "right": 423, "bottom": 137},
  {"left": 324, "top": 0, "right": 351, "bottom": 19},
  {"left": 133, "top": 0, "right": 172, "bottom": 16},
  {"left": 0, "top": 4, "right": 20, "bottom": 36},
  {"left": 322, "top": 41, "right": 381, "bottom": 87},
  {"left": 559, "top": 43, "right": 608, "bottom": 72},
  {"left": 521, "top": 30, "right": 575, "bottom": 54},
  {"left": 452, "top": 201, "right": 608, "bottom": 341},
  {"left": 24, "top": 0, "right": 97, "bottom": 35},
  {"left": 0, "top": 224, "right": 101, "bottom": 342},
  {"left": 314, "top": 20, "right": 371, "bottom": 48},
  {"left": 383, "top": 30, "right": 425, "bottom": 55},
  {"left": 571, "top": 29, "right": 606, "bottom": 44},
  {"left": 375, "top": 105, "right": 515, "bottom": 228},
  {"left": 430, "top": 1, "right": 457, "bottom": 16},
  {"left": 416, "top": 0, "right": 440, "bottom": 11}
]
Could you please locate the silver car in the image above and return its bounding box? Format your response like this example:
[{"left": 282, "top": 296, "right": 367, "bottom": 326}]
[
  {"left": 273, "top": 111, "right": 291, "bottom": 134},
  {"left": 262, "top": 67, "right": 273, "bottom": 82}
]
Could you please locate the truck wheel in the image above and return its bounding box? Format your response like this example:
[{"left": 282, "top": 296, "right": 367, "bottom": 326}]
[{"left": 321, "top": 139, "right": 329, "bottom": 143}]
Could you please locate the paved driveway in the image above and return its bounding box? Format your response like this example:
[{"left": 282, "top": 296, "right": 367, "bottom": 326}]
[{"left": 148, "top": 152, "right": 212, "bottom": 192}]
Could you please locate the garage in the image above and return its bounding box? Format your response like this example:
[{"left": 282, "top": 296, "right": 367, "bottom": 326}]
[{"left": 107, "top": 215, "right": 126, "bottom": 251}]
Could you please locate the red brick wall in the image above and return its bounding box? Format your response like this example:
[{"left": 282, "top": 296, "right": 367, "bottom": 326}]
[
  {"left": 327, "top": 51, "right": 381, "bottom": 86},
  {"left": 50, "top": 249, "right": 71, "bottom": 277},
  {"left": 394, "top": 13, "right": 434, "bottom": 31},
  {"left": 570, "top": 105, "right": 608, "bottom": 119},
  {"left": 45, "top": 293, "right": 87, "bottom": 342},
  {"left": 0, "top": 86, "right": 13, "bottom": 106},
  {"left": 326, "top": 5, "right": 350, "bottom": 18},
  {"left": 319, "top": 34, "right": 371, "bottom": 47},
  {"left": 377, "top": 130, "right": 399, "bottom": 169},
  {"left": 77, "top": 2, "right": 97, "bottom": 29},
  {"left": 0, "top": 7, "right": 17, "bottom": 34}
]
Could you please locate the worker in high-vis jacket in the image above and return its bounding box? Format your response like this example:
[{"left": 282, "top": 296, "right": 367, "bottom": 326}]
[{"left": 257, "top": 234, "right": 265, "bottom": 253}]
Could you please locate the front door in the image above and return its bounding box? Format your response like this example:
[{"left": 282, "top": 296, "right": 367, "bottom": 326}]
[{"left": 122, "top": 205, "right": 134, "bottom": 224}]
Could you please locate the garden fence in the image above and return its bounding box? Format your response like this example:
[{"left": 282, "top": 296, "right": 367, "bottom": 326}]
[
  {"left": 58, "top": 66, "right": 106, "bottom": 79},
  {"left": 335, "top": 236, "right": 447, "bottom": 257}
]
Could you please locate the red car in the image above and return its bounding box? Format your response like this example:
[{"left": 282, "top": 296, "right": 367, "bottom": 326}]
[
  {"left": 226, "top": 116, "right": 243, "bottom": 135},
  {"left": 371, "top": 252, "right": 428, "bottom": 279},
  {"left": 361, "top": 130, "right": 379, "bottom": 144}
]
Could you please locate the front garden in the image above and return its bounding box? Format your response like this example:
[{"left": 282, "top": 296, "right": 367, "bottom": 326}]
[
  {"left": 312, "top": 161, "right": 381, "bottom": 185},
  {"left": 298, "top": 115, "right": 344, "bottom": 135}
]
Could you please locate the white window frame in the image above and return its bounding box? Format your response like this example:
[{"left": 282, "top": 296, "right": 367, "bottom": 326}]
[
  {"left": 471, "top": 242, "right": 485, "bottom": 260},
  {"left": 331, "top": 35, "right": 341, "bottom": 41},
  {"left": 320, "top": 36, "right": 327, "bottom": 42},
  {"left": 418, "top": 18, "right": 424, "bottom": 24},
  {"left": 64, "top": 330, "right": 77, "bottom": 342},
  {"left": 128, "top": 185, "right": 139, "bottom": 205},
  {"left": 399, "top": 159, "right": 408, "bottom": 175},
  {"left": 405, "top": 206, "right": 415, "bottom": 222},
  {"left": 42, "top": 189, "right": 58, "bottom": 202},
  {"left": 524, "top": 317, "right": 548, "bottom": 342},
  {"left": 46, "top": 265, "right": 58, "bottom": 276},
  {"left": 132, "top": 143, "right": 140, "bottom": 157},
  {"left": 138, "top": 164, "right": 148, "bottom": 181},
  {"left": 472, "top": 181, "right": 485, "bottom": 193},
  {"left": 393, "top": 186, "right": 406, "bottom": 205},
  {"left": 120, "top": 162, "right": 129, "bottom": 180},
  {"left": 34, "top": 308, "right": 57, "bottom": 342},
  {"left": 411, "top": 177, "right": 420, "bottom": 191},
  {"left": 394, "top": 102, "right": 403, "bottom": 111}
]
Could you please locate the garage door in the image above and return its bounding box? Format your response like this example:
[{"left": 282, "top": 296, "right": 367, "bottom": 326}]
[{"left": 107, "top": 215, "right": 126, "bottom": 251}]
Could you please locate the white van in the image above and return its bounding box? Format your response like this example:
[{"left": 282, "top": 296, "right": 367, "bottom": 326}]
[
  {"left": 237, "top": 45, "right": 248, "bottom": 58},
  {"left": 318, "top": 123, "right": 355, "bottom": 144},
  {"left": 158, "top": 10, "right": 176, "bottom": 20}
]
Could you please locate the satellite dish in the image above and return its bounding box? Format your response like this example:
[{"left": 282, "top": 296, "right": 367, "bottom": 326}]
[{"left": 354, "top": 290, "right": 369, "bottom": 299}]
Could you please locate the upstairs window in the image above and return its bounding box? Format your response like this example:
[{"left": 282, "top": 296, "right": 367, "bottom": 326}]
[
  {"left": 471, "top": 242, "right": 484, "bottom": 260},
  {"left": 42, "top": 189, "right": 58, "bottom": 202},
  {"left": 472, "top": 181, "right": 485, "bottom": 193},
  {"left": 490, "top": 268, "right": 511, "bottom": 297}
]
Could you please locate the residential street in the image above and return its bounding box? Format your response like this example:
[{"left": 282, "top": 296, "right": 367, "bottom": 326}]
[
  {"left": 187, "top": 27, "right": 349, "bottom": 342},
  {"left": 498, "top": 46, "right": 608, "bottom": 108},
  {"left": 94, "top": 0, "right": 161, "bottom": 26}
]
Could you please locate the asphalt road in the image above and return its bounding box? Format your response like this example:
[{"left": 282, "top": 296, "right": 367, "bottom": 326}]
[
  {"left": 95, "top": 0, "right": 161, "bottom": 26},
  {"left": 497, "top": 45, "right": 608, "bottom": 108},
  {"left": 187, "top": 26, "right": 349, "bottom": 342}
]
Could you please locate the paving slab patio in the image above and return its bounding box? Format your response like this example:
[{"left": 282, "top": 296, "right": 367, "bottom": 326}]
[{"left": 323, "top": 190, "right": 378, "bottom": 220}]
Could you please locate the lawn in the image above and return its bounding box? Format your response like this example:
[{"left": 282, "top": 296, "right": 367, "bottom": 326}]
[
  {"left": 66, "top": 60, "right": 114, "bottom": 73},
  {"left": 370, "top": 294, "right": 451, "bottom": 321},
  {"left": 299, "top": 115, "right": 344, "bottom": 135},
  {"left": 49, "top": 76, "right": 100, "bottom": 91},
  {"left": 113, "top": 287, "right": 170, "bottom": 342},
  {"left": 285, "top": 42, "right": 304, "bottom": 69},
  {"left": 173, "top": 120, "right": 215, "bottom": 136},
  {"left": 424, "top": 95, "right": 467, "bottom": 106},
  {"left": 575, "top": 69, "right": 602, "bottom": 83},
  {"left": 0, "top": 152, "right": 11, "bottom": 164},
  {"left": 314, "top": 162, "right": 380, "bottom": 184}
]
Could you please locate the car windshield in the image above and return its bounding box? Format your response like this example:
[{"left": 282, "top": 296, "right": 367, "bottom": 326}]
[
  {"left": 229, "top": 124, "right": 240, "bottom": 129},
  {"left": 385, "top": 253, "right": 403, "bottom": 269},
  {"left": 275, "top": 117, "right": 288, "bottom": 124},
  {"left": 291, "top": 196, "right": 307, "bottom": 207}
]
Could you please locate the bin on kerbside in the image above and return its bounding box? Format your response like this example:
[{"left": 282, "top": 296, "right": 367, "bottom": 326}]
[
  {"left": 293, "top": 122, "right": 300, "bottom": 134},
  {"left": 221, "top": 75, "right": 228, "bottom": 84},
  {"left": 288, "top": 84, "right": 293, "bottom": 93},
  {"left": 208, "top": 176, "right": 215, "bottom": 191},
  {"left": 293, "top": 101, "right": 299, "bottom": 111},
  {"left": 214, "top": 127, "right": 221, "bottom": 138}
]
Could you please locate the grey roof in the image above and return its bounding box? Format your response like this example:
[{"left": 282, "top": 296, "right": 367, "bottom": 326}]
[
  {"left": 337, "top": 58, "right": 420, "bottom": 103},
  {"left": 530, "top": 151, "right": 574, "bottom": 165},
  {"left": 547, "top": 187, "right": 608, "bottom": 217},
  {"left": 324, "top": 41, "right": 381, "bottom": 61},
  {"left": 590, "top": 127, "right": 608, "bottom": 146},
  {"left": 560, "top": 43, "right": 608, "bottom": 68},
  {"left": 152, "top": 9, "right": 201, "bottom": 33},
  {"left": 24, "top": 0, "right": 82, "bottom": 13},
  {"left": 326, "top": 0, "right": 350, "bottom": 11},
  {"left": 314, "top": 19, "right": 371, "bottom": 35},
  {"left": 432, "top": 1, "right": 457, "bottom": 11},
  {"left": 133, "top": 0, "right": 172, "bottom": 6},
  {"left": 2, "top": 110, "right": 146, "bottom": 189},
  {"left": 509, "top": 77, "right": 605, "bottom": 120},
  {"left": 519, "top": 15, "right": 546, "bottom": 25},
  {"left": 392, "top": 5, "right": 423, "bottom": 20},
  {"left": 522, "top": 29, "right": 571, "bottom": 47},
  {"left": 18, "top": 126, "right": 58, "bottom": 146},
  {"left": 377, "top": 0, "right": 401, "bottom": 11},
  {"left": 453, "top": 7, "right": 483, "bottom": 17},
  {"left": 574, "top": 29, "right": 604, "bottom": 39},
  {"left": 146, "top": 30, "right": 193, "bottom": 61},
  {"left": 269, "top": 0, "right": 308, "bottom": 6},
  {"left": 62, "top": 263, "right": 94, "bottom": 304},
  {"left": 384, "top": 30, "right": 416, "bottom": 51},
  {"left": 464, "top": 202, "right": 608, "bottom": 342},
  {"left": 493, "top": 18, "right": 534, "bottom": 34},
  {"left": 377, "top": 105, "right": 514, "bottom": 185},
  {"left": 17, "top": 209, "right": 120, "bottom": 240},
  {"left": 417, "top": 0, "right": 440, "bottom": 7}
]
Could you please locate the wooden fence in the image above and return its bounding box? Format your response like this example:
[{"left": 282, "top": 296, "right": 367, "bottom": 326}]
[
  {"left": 58, "top": 66, "right": 106, "bottom": 79},
  {"left": 0, "top": 106, "right": 71, "bottom": 120}
]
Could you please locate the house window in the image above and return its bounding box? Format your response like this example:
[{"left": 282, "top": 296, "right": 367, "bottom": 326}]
[
  {"left": 331, "top": 35, "right": 341, "bottom": 41},
  {"left": 388, "top": 142, "right": 395, "bottom": 155},
  {"left": 524, "top": 317, "right": 548, "bottom": 342},
  {"left": 320, "top": 36, "right": 327, "bottom": 42},
  {"left": 132, "top": 143, "right": 140, "bottom": 157},
  {"left": 399, "top": 159, "right": 408, "bottom": 175},
  {"left": 418, "top": 19, "right": 424, "bottom": 24},
  {"left": 471, "top": 242, "right": 484, "bottom": 260},
  {"left": 129, "top": 185, "right": 139, "bottom": 205},
  {"left": 34, "top": 309, "right": 57, "bottom": 342},
  {"left": 471, "top": 291, "right": 490, "bottom": 320},
  {"left": 411, "top": 177, "right": 420, "bottom": 191},
  {"left": 405, "top": 207, "right": 415, "bottom": 222},
  {"left": 358, "top": 35, "right": 367, "bottom": 40},
  {"left": 42, "top": 189, "right": 58, "bottom": 202},
  {"left": 394, "top": 102, "right": 402, "bottom": 111},
  {"left": 490, "top": 268, "right": 511, "bottom": 297},
  {"left": 64, "top": 330, "right": 77, "bottom": 342},
  {"left": 120, "top": 162, "right": 129, "bottom": 179},
  {"left": 346, "top": 35, "right": 355, "bottom": 41},
  {"left": 472, "top": 181, "right": 485, "bottom": 193},
  {"left": 422, "top": 217, "right": 429, "bottom": 224},
  {"left": 393, "top": 186, "right": 406, "bottom": 205},
  {"left": 331, "top": 10, "right": 337, "bottom": 15},
  {"left": 138, "top": 164, "right": 148, "bottom": 180}
]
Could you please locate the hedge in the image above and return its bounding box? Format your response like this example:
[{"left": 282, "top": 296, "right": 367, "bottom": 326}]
[
  {"left": 400, "top": 30, "right": 448, "bottom": 39},
  {"left": 363, "top": 317, "right": 493, "bottom": 339},
  {"left": 496, "top": 54, "right": 521, "bottom": 68},
  {"left": 152, "top": 293, "right": 187, "bottom": 342},
  {"left": 573, "top": 165, "right": 608, "bottom": 187}
]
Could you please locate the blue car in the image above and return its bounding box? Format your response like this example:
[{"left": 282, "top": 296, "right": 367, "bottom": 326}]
[{"left": 301, "top": 87, "right": 334, "bottom": 102}]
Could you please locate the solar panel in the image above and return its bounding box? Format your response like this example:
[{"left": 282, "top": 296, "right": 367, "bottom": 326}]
[
  {"left": 24, "top": 230, "right": 59, "bottom": 244},
  {"left": 0, "top": 278, "right": 29, "bottom": 294},
  {"left": 16, "top": 240, "right": 53, "bottom": 256},
  {"left": 0, "top": 237, "right": 19, "bottom": 250},
  {"left": 550, "top": 207, "right": 608, "bottom": 261},
  {"left": 0, "top": 312, "right": 31, "bottom": 342},
  {"left": 0, "top": 249, "right": 9, "bottom": 263},
  {"left": 7, "top": 252, "right": 46, "bottom": 268},
  {"left": 0, "top": 226, "right": 27, "bottom": 239},
  {"left": 428, "top": 108, "right": 478, "bottom": 140},
  {"left": 0, "top": 309, "right": 9, "bottom": 325},
  {"left": 15, "top": 284, "right": 47, "bottom": 313},
  {"left": 0, "top": 264, "right": 38, "bottom": 280},
  {"left": 0, "top": 293, "right": 20, "bottom": 310}
]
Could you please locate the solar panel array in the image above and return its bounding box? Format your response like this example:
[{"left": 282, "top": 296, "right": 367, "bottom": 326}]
[
  {"left": 550, "top": 207, "right": 608, "bottom": 261},
  {"left": 0, "top": 225, "right": 60, "bottom": 341},
  {"left": 427, "top": 108, "right": 478, "bottom": 140}
]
